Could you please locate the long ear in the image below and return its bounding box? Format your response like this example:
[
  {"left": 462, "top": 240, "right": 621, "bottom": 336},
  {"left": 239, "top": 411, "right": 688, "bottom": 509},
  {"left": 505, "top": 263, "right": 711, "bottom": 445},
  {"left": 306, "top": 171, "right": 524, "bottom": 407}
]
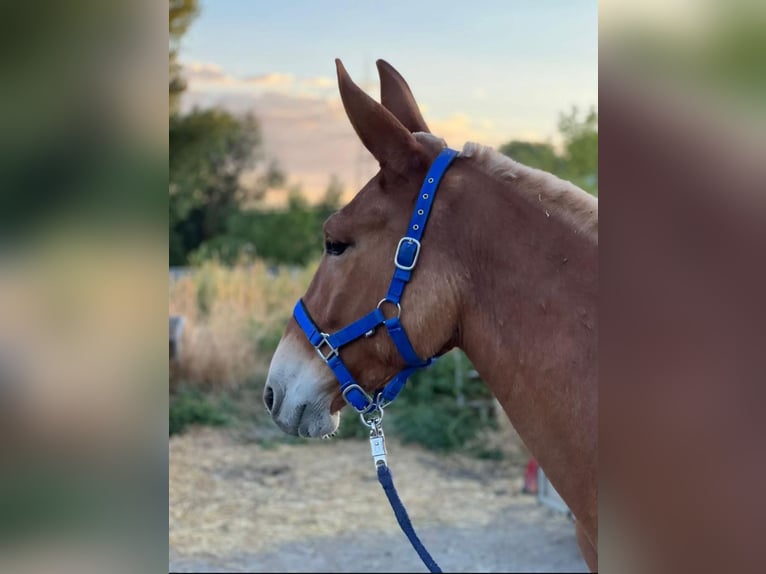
[
  {"left": 376, "top": 59, "right": 430, "bottom": 134},
  {"left": 336, "top": 59, "right": 424, "bottom": 175}
]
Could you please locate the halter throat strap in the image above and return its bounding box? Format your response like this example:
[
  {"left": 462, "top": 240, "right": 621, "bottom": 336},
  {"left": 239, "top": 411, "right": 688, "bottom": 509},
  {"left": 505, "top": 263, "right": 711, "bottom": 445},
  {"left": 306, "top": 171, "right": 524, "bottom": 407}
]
[{"left": 293, "top": 147, "right": 459, "bottom": 413}]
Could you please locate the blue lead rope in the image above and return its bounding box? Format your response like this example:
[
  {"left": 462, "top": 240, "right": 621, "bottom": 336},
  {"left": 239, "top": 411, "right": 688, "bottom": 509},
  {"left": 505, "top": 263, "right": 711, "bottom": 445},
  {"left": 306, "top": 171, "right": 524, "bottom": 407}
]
[{"left": 377, "top": 463, "right": 443, "bottom": 573}]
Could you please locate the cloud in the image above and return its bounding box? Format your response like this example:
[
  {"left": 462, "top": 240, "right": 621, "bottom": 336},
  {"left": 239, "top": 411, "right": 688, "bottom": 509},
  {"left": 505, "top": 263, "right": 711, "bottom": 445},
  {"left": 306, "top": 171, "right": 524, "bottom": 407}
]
[
  {"left": 182, "top": 62, "right": 343, "bottom": 96},
  {"left": 183, "top": 61, "right": 236, "bottom": 86},
  {"left": 429, "top": 113, "right": 503, "bottom": 149},
  {"left": 181, "top": 88, "right": 373, "bottom": 203},
  {"left": 244, "top": 73, "right": 294, "bottom": 87},
  {"left": 179, "top": 61, "right": 522, "bottom": 204},
  {"left": 304, "top": 76, "right": 334, "bottom": 89}
]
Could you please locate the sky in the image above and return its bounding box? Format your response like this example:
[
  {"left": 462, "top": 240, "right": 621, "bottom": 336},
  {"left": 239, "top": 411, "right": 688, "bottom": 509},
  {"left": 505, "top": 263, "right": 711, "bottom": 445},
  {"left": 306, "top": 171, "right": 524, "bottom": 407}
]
[{"left": 178, "top": 0, "right": 598, "bottom": 202}]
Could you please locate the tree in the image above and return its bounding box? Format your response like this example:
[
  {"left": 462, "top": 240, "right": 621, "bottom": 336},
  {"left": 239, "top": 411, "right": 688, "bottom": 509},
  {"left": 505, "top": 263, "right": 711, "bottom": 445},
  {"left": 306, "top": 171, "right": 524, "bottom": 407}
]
[
  {"left": 316, "top": 174, "right": 344, "bottom": 222},
  {"left": 166, "top": 0, "right": 343, "bottom": 268},
  {"left": 558, "top": 106, "right": 598, "bottom": 195},
  {"left": 192, "top": 176, "right": 344, "bottom": 267},
  {"left": 497, "top": 141, "right": 564, "bottom": 175},
  {"left": 169, "top": 109, "right": 270, "bottom": 265},
  {"left": 497, "top": 107, "right": 598, "bottom": 196},
  {"left": 169, "top": 0, "right": 199, "bottom": 115}
]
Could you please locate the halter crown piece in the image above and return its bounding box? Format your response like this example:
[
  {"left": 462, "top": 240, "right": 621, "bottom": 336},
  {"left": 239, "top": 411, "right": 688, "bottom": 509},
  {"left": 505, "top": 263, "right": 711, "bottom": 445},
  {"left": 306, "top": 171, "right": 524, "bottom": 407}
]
[{"left": 292, "top": 147, "right": 459, "bottom": 418}]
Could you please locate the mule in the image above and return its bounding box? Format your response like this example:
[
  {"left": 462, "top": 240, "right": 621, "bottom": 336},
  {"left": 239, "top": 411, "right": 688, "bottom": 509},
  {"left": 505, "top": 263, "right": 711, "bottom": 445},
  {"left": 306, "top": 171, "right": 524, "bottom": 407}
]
[{"left": 264, "top": 58, "right": 598, "bottom": 572}]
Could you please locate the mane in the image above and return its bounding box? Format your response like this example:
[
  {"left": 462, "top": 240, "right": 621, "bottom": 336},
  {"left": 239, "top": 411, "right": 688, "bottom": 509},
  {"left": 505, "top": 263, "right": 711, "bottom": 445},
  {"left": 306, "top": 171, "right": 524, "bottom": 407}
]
[{"left": 459, "top": 141, "right": 598, "bottom": 241}]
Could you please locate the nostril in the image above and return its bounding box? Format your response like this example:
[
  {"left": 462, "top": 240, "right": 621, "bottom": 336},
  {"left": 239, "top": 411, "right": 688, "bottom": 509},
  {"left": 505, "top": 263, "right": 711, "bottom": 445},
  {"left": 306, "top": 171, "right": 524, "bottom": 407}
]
[{"left": 263, "top": 385, "right": 275, "bottom": 413}]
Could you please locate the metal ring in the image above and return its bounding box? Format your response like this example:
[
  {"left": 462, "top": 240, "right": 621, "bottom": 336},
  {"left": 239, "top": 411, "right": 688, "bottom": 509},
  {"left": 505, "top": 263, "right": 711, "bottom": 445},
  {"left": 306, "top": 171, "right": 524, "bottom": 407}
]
[
  {"left": 376, "top": 298, "right": 402, "bottom": 319},
  {"left": 427, "top": 178, "right": 434, "bottom": 183},
  {"left": 376, "top": 393, "right": 392, "bottom": 410},
  {"left": 422, "top": 193, "right": 429, "bottom": 199},
  {"left": 359, "top": 406, "right": 384, "bottom": 428}
]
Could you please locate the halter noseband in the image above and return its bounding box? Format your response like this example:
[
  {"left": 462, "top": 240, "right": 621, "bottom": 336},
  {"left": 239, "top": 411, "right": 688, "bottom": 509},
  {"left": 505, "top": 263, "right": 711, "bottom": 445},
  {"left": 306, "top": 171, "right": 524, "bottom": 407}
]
[{"left": 292, "top": 147, "right": 459, "bottom": 416}]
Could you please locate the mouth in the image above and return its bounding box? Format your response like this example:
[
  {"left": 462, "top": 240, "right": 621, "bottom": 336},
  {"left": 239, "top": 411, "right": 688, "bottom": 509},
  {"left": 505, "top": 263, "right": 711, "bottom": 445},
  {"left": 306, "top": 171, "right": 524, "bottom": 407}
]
[
  {"left": 296, "top": 404, "right": 308, "bottom": 437},
  {"left": 272, "top": 402, "right": 340, "bottom": 438}
]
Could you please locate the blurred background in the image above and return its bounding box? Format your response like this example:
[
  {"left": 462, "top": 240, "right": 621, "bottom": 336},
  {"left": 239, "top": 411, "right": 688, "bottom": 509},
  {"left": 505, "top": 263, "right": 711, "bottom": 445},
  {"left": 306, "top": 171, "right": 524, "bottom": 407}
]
[{"left": 599, "top": 2, "right": 766, "bottom": 574}]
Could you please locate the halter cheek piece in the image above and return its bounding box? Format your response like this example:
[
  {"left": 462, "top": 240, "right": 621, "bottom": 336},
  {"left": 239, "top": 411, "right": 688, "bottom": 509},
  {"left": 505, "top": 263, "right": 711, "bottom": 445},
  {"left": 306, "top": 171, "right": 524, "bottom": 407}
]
[{"left": 292, "top": 148, "right": 459, "bottom": 416}]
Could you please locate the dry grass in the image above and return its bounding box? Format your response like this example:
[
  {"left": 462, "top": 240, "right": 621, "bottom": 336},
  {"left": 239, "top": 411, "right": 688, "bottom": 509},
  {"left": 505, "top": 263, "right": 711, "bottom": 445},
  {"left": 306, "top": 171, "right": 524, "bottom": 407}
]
[
  {"left": 169, "top": 260, "right": 317, "bottom": 391},
  {"left": 169, "top": 426, "right": 528, "bottom": 557}
]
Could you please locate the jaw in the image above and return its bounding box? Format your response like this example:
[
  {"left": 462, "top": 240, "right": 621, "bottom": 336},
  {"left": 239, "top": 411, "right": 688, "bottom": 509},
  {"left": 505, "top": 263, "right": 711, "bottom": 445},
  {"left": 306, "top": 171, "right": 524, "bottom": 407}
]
[{"left": 264, "top": 336, "right": 341, "bottom": 438}]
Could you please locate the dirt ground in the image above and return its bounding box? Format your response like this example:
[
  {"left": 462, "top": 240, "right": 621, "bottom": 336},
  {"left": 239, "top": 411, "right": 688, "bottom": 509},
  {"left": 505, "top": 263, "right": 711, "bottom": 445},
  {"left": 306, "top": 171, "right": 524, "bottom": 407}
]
[{"left": 169, "top": 425, "right": 588, "bottom": 573}]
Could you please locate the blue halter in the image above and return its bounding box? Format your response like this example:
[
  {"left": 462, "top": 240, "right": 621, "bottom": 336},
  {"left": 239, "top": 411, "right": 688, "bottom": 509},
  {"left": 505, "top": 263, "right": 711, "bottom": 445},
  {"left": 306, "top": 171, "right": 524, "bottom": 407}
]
[{"left": 292, "top": 147, "right": 459, "bottom": 415}]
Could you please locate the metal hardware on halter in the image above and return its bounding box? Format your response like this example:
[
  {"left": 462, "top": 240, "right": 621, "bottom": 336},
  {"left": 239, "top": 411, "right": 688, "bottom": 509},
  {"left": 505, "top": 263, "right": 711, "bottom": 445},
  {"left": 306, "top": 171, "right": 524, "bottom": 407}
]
[
  {"left": 315, "top": 333, "right": 338, "bottom": 361},
  {"left": 369, "top": 421, "right": 387, "bottom": 468},
  {"left": 375, "top": 394, "right": 393, "bottom": 411},
  {"left": 376, "top": 298, "right": 402, "bottom": 318},
  {"left": 364, "top": 403, "right": 387, "bottom": 468},
  {"left": 341, "top": 383, "right": 373, "bottom": 411},
  {"left": 394, "top": 237, "right": 421, "bottom": 271},
  {"left": 359, "top": 402, "right": 384, "bottom": 427}
]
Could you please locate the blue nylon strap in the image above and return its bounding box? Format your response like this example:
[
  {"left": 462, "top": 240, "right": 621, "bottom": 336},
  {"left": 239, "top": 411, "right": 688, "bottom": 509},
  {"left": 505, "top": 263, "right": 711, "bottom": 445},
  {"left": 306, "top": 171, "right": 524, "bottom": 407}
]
[
  {"left": 327, "top": 309, "right": 385, "bottom": 349},
  {"left": 378, "top": 364, "right": 426, "bottom": 404},
  {"left": 293, "top": 300, "right": 323, "bottom": 347},
  {"left": 377, "top": 464, "right": 442, "bottom": 573},
  {"left": 403, "top": 147, "right": 458, "bottom": 245},
  {"left": 326, "top": 356, "right": 375, "bottom": 413},
  {"left": 386, "top": 148, "right": 458, "bottom": 305},
  {"left": 293, "top": 300, "right": 374, "bottom": 412},
  {"left": 294, "top": 301, "right": 386, "bottom": 351},
  {"left": 385, "top": 268, "right": 410, "bottom": 302},
  {"left": 385, "top": 317, "right": 428, "bottom": 367}
]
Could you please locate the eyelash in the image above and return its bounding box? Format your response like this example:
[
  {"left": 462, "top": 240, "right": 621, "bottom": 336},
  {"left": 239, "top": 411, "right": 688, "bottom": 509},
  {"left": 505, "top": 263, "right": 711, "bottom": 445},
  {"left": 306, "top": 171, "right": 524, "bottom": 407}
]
[{"left": 325, "top": 240, "right": 350, "bottom": 256}]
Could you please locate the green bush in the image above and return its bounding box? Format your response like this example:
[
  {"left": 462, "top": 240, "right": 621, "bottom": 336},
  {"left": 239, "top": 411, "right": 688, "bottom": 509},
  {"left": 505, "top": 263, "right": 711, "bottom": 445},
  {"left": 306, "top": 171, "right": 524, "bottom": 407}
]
[
  {"left": 194, "top": 266, "right": 217, "bottom": 318},
  {"left": 387, "top": 350, "right": 497, "bottom": 453},
  {"left": 170, "top": 386, "right": 231, "bottom": 435}
]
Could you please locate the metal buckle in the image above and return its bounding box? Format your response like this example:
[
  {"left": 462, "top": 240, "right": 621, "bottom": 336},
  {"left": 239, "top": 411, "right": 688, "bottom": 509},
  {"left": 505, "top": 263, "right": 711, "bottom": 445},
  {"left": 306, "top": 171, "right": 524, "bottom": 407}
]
[
  {"left": 394, "top": 237, "right": 421, "bottom": 271},
  {"left": 341, "top": 383, "right": 373, "bottom": 412},
  {"left": 315, "top": 333, "right": 338, "bottom": 361}
]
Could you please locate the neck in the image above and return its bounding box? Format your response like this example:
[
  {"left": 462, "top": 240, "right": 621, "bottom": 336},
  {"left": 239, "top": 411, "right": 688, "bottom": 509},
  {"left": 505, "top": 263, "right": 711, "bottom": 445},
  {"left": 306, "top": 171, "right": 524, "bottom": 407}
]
[{"left": 453, "top": 150, "right": 598, "bottom": 540}]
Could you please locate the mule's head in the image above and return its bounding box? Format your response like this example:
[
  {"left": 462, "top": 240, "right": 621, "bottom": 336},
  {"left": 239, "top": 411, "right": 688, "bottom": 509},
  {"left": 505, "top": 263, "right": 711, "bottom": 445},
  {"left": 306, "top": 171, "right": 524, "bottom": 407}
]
[{"left": 263, "top": 59, "right": 466, "bottom": 437}]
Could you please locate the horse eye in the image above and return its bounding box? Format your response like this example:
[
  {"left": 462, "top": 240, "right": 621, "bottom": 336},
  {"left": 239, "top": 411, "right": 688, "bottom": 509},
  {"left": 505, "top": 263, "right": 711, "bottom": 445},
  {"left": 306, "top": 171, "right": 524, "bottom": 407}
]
[{"left": 325, "top": 240, "right": 350, "bottom": 256}]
